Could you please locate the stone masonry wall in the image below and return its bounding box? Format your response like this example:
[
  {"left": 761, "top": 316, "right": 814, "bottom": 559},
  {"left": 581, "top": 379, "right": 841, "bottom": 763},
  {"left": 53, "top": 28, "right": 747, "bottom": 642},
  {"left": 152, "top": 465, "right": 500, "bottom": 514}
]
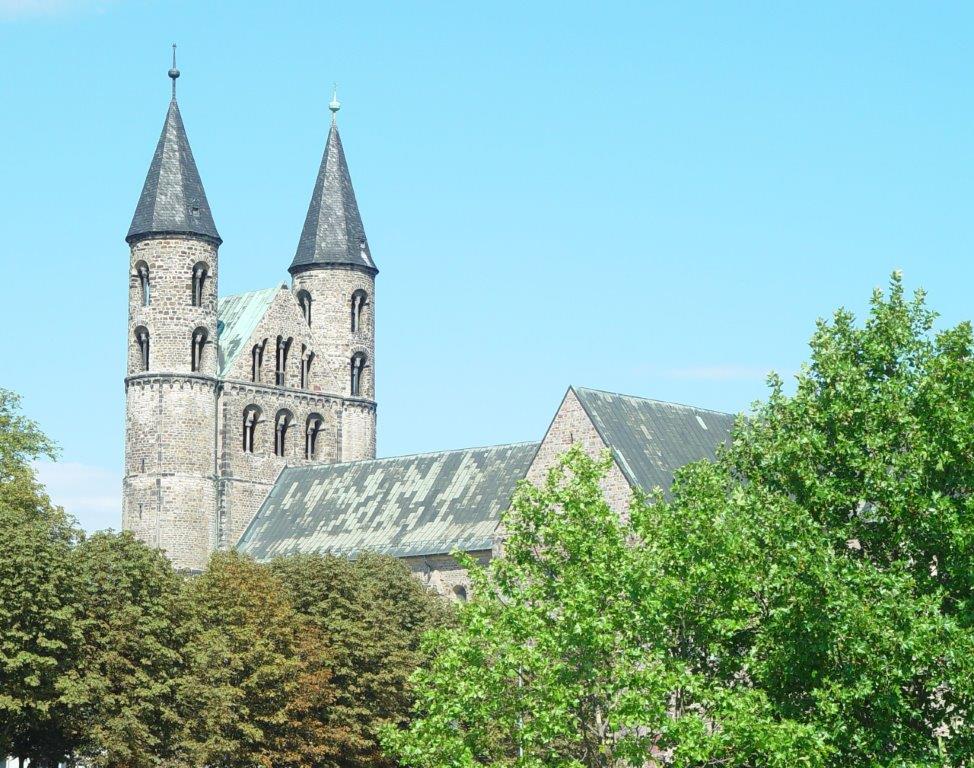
[
  {"left": 218, "top": 380, "right": 341, "bottom": 548},
  {"left": 124, "top": 234, "right": 221, "bottom": 572},
  {"left": 128, "top": 236, "right": 219, "bottom": 376},
  {"left": 525, "top": 388, "right": 633, "bottom": 515},
  {"left": 290, "top": 265, "right": 376, "bottom": 404},
  {"left": 123, "top": 374, "right": 217, "bottom": 571}
]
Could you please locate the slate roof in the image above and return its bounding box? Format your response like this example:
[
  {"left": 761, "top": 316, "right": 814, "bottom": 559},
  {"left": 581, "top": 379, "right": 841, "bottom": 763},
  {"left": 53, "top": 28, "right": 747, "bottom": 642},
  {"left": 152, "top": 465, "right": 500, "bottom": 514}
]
[
  {"left": 572, "top": 386, "right": 735, "bottom": 495},
  {"left": 237, "top": 442, "right": 539, "bottom": 560},
  {"left": 290, "top": 123, "right": 376, "bottom": 273},
  {"left": 127, "top": 99, "right": 221, "bottom": 244},
  {"left": 216, "top": 287, "right": 279, "bottom": 377}
]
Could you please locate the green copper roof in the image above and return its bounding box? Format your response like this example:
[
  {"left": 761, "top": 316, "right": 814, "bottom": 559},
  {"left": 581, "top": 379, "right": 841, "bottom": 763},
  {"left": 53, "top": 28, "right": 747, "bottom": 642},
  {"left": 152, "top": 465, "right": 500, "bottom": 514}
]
[
  {"left": 237, "top": 442, "right": 539, "bottom": 561},
  {"left": 217, "top": 287, "right": 279, "bottom": 377},
  {"left": 572, "top": 386, "right": 735, "bottom": 495}
]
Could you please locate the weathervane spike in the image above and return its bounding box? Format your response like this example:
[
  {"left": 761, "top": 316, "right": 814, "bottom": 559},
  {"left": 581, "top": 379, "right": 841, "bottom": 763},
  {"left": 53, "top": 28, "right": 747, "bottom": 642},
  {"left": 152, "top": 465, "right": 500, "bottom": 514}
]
[
  {"left": 168, "top": 43, "right": 180, "bottom": 99},
  {"left": 329, "top": 83, "right": 341, "bottom": 124}
]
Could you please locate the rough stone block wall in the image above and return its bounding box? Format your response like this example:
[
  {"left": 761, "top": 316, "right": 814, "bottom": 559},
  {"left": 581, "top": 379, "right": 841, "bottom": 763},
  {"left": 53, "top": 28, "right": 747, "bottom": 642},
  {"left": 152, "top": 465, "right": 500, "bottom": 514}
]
[
  {"left": 218, "top": 382, "right": 342, "bottom": 547},
  {"left": 341, "top": 400, "right": 377, "bottom": 462},
  {"left": 128, "top": 236, "right": 219, "bottom": 376},
  {"left": 403, "top": 550, "right": 491, "bottom": 603},
  {"left": 526, "top": 388, "right": 633, "bottom": 515},
  {"left": 123, "top": 375, "right": 218, "bottom": 571},
  {"left": 290, "top": 266, "right": 376, "bottom": 401}
]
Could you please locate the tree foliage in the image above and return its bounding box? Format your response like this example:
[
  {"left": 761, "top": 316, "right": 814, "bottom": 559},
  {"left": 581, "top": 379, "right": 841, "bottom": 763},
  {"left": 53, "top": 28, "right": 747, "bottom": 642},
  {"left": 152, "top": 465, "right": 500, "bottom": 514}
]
[
  {"left": 272, "top": 553, "right": 453, "bottom": 768},
  {"left": 387, "top": 274, "right": 974, "bottom": 768},
  {"left": 72, "top": 531, "right": 184, "bottom": 768},
  {"left": 176, "top": 551, "right": 345, "bottom": 768}
]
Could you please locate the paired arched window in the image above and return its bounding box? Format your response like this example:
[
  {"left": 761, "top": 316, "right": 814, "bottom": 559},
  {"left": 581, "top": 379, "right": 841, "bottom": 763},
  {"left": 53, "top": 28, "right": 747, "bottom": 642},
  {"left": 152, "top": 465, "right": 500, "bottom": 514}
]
[
  {"left": 191, "top": 327, "right": 207, "bottom": 372},
  {"left": 296, "top": 290, "right": 312, "bottom": 326},
  {"left": 274, "top": 409, "right": 294, "bottom": 458},
  {"left": 242, "top": 405, "right": 261, "bottom": 453},
  {"left": 305, "top": 413, "right": 324, "bottom": 460},
  {"left": 350, "top": 352, "right": 367, "bottom": 397},
  {"left": 351, "top": 289, "right": 368, "bottom": 333},
  {"left": 251, "top": 339, "right": 267, "bottom": 383},
  {"left": 192, "top": 262, "right": 208, "bottom": 307},
  {"left": 134, "top": 326, "right": 150, "bottom": 371},
  {"left": 276, "top": 336, "right": 293, "bottom": 386},
  {"left": 135, "top": 261, "right": 150, "bottom": 307}
]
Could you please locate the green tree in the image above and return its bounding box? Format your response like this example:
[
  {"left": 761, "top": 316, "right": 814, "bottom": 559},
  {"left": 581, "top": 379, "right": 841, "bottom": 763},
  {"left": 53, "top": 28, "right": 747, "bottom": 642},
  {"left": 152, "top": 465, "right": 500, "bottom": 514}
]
[
  {"left": 0, "top": 388, "right": 82, "bottom": 766},
  {"left": 177, "top": 551, "right": 344, "bottom": 768},
  {"left": 272, "top": 552, "right": 452, "bottom": 768},
  {"left": 387, "top": 275, "right": 974, "bottom": 767},
  {"left": 384, "top": 449, "right": 824, "bottom": 768},
  {"left": 71, "top": 531, "right": 184, "bottom": 768}
]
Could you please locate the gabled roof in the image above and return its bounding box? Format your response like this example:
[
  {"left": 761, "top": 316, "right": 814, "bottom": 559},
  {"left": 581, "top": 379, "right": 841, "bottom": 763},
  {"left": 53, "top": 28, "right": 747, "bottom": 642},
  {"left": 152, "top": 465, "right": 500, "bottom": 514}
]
[
  {"left": 290, "top": 123, "right": 376, "bottom": 273},
  {"left": 217, "top": 287, "right": 279, "bottom": 377},
  {"left": 572, "top": 386, "right": 735, "bottom": 495},
  {"left": 237, "top": 442, "right": 539, "bottom": 561},
  {"left": 127, "top": 99, "right": 221, "bottom": 244}
]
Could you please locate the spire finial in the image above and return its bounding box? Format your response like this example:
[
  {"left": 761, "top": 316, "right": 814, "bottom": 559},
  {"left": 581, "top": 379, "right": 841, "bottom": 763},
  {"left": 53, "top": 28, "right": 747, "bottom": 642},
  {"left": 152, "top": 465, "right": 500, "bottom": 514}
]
[
  {"left": 168, "top": 43, "right": 180, "bottom": 99},
  {"left": 329, "top": 83, "right": 341, "bottom": 124}
]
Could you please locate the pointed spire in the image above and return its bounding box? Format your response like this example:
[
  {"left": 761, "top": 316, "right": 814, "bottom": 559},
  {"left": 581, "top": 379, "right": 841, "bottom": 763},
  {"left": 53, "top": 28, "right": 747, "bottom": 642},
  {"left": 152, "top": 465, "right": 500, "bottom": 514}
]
[
  {"left": 126, "top": 51, "right": 220, "bottom": 245},
  {"left": 290, "top": 91, "right": 375, "bottom": 274}
]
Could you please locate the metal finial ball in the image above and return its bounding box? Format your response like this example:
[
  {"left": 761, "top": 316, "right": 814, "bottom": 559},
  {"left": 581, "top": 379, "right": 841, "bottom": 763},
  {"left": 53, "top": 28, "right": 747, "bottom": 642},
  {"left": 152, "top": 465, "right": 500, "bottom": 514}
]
[
  {"left": 169, "top": 67, "right": 180, "bottom": 80},
  {"left": 329, "top": 97, "right": 341, "bottom": 113}
]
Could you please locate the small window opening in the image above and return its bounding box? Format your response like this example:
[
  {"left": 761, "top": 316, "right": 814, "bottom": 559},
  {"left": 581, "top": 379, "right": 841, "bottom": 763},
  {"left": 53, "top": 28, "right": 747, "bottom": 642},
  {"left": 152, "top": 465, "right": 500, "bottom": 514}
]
[
  {"left": 300, "top": 346, "right": 315, "bottom": 389},
  {"left": 351, "top": 289, "right": 368, "bottom": 333},
  {"left": 276, "top": 336, "right": 293, "bottom": 387},
  {"left": 297, "top": 290, "right": 312, "bottom": 326},
  {"left": 242, "top": 406, "right": 261, "bottom": 453},
  {"left": 251, "top": 339, "right": 266, "bottom": 383},
  {"left": 274, "top": 409, "right": 293, "bottom": 458},
  {"left": 135, "top": 326, "right": 150, "bottom": 371},
  {"left": 305, "top": 413, "right": 323, "bottom": 460},
  {"left": 454, "top": 585, "right": 468, "bottom": 602},
  {"left": 191, "top": 327, "right": 207, "bottom": 372},
  {"left": 350, "top": 352, "right": 367, "bottom": 397},
  {"left": 192, "top": 263, "right": 208, "bottom": 307},
  {"left": 136, "top": 261, "right": 150, "bottom": 307}
]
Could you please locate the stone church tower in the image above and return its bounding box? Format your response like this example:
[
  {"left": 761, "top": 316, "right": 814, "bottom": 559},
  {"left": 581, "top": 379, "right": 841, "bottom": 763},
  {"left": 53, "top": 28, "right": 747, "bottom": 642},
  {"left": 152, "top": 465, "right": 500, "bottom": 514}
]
[
  {"left": 122, "top": 59, "right": 377, "bottom": 571},
  {"left": 122, "top": 61, "right": 222, "bottom": 570}
]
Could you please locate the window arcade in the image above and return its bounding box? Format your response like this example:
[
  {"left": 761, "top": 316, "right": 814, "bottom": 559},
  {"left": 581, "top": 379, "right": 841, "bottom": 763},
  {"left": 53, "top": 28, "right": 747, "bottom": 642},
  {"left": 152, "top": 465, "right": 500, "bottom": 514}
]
[
  {"left": 242, "top": 405, "right": 261, "bottom": 453},
  {"left": 305, "top": 413, "right": 324, "bottom": 459},
  {"left": 274, "top": 409, "right": 294, "bottom": 457}
]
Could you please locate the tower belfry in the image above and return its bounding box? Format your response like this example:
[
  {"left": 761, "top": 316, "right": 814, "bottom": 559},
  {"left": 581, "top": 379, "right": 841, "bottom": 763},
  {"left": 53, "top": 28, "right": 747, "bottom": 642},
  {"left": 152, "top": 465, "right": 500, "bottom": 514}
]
[{"left": 122, "top": 51, "right": 221, "bottom": 571}]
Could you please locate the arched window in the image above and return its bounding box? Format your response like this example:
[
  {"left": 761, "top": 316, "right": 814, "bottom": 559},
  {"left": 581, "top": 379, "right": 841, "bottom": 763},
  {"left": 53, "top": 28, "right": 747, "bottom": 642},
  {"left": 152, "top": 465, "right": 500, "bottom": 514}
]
[
  {"left": 274, "top": 409, "right": 294, "bottom": 458},
  {"left": 350, "top": 352, "right": 367, "bottom": 397},
  {"left": 242, "top": 405, "right": 261, "bottom": 453},
  {"left": 135, "top": 261, "right": 150, "bottom": 307},
  {"left": 453, "top": 585, "right": 468, "bottom": 602},
  {"left": 191, "top": 262, "right": 208, "bottom": 307},
  {"left": 251, "top": 339, "right": 266, "bottom": 383},
  {"left": 191, "top": 327, "right": 207, "bottom": 372},
  {"left": 296, "top": 290, "right": 312, "bottom": 326},
  {"left": 305, "top": 413, "right": 324, "bottom": 460},
  {"left": 276, "top": 336, "right": 293, "bottom": 387},
  {"left": 134, "top": 326, "right": 150, "bottom": 371},
  {"left": 351, "top": 289, "right": 368, "bottom": 333},
  {"left": 300, "top": 346, "right": 315, "bottom": 389}
]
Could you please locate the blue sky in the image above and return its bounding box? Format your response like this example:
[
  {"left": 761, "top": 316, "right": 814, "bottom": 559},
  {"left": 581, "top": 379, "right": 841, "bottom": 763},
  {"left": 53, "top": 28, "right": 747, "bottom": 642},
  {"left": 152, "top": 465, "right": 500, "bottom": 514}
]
[{"left": 1, "top": 1, "right": 971, "bottom": 531}]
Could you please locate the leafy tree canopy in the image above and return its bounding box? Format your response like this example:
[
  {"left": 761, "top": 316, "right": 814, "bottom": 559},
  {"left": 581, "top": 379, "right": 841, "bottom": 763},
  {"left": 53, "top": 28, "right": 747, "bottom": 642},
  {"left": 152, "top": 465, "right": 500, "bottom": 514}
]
[{"left": 387, "top": 274, "right": 974, "bottom": 768}]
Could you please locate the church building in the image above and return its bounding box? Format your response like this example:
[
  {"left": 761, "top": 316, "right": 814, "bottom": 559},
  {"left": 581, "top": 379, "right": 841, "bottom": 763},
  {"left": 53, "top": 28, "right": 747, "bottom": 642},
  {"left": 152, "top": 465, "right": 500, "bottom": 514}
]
[{"left": 122, "top": 61, "right": 735, "bottom": 591}]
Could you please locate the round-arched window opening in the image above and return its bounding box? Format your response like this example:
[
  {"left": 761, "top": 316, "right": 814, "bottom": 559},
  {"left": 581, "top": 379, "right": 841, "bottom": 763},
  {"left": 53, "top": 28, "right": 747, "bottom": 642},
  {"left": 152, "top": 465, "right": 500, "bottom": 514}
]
[{"left": 453, "top": 585, "right": 468, "bottom": 603}]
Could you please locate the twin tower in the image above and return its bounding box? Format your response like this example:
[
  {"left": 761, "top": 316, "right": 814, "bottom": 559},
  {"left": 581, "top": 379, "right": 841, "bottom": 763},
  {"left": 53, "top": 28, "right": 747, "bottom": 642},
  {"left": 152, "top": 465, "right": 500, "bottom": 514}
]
[{"left": 122, "top": 62, "right": 378, "bottom": 571}]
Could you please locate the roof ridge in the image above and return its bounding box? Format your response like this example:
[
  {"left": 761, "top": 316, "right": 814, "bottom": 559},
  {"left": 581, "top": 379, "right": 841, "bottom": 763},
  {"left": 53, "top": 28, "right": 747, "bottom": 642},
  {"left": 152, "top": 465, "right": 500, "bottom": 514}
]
[
  {"left": 289, "top": 440, "right": 541, "bottom": 472},
  {"left": 572, "top": 385, "right": 735, "bottom": 417}
]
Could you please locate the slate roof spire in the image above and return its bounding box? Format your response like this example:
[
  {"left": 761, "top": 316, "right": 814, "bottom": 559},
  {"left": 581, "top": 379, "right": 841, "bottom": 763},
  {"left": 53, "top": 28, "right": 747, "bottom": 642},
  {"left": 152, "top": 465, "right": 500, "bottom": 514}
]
[
  {"left": 126, "top": 48, "right": 221, "bottom": 245},
  {"left": 290, "top": 89, "right": 376, "bottom": 274}
]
